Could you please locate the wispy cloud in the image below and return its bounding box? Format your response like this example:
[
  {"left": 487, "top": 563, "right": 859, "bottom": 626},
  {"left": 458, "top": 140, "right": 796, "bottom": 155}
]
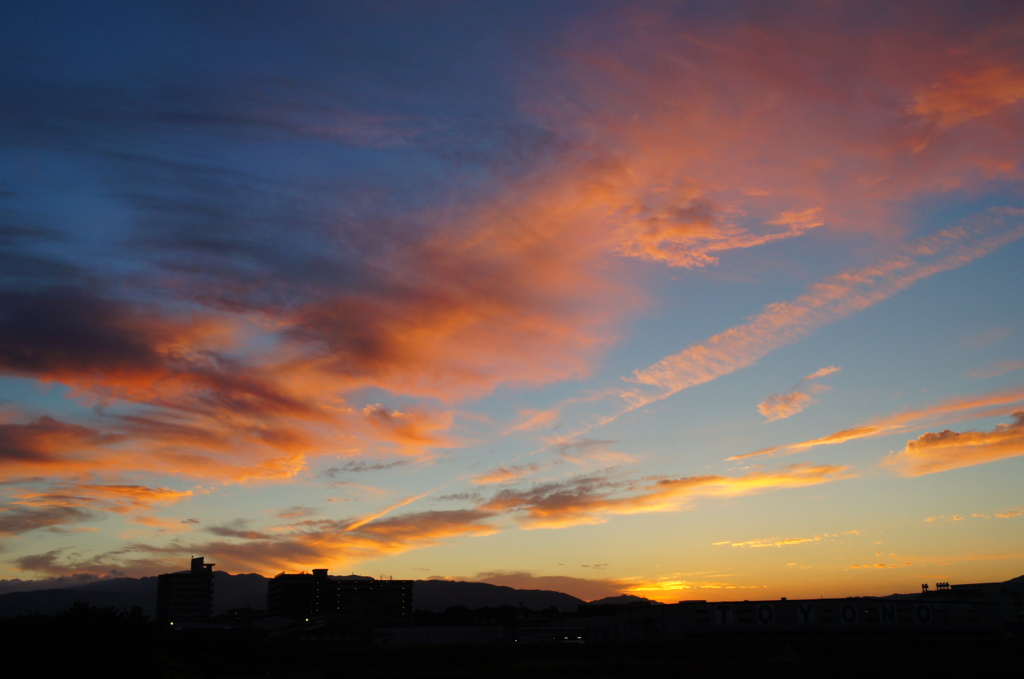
[
  {"left": 731, "top": 386, "right": 1024, "bottom": 461},
  {"left": 483, "top": 463, "right": 852, "bottom": 529},
  {"left": 906, "top": 62, "right": 1024, "bottom": 151},
  {"left": 361, "top": 403, "right": 458, "bottom": 457},
  {"left": 0, "top": 506, "right": 93, "bottom": 536},
  {"left": 757, "top": 366, "right": 841, "bottom": 422},
  {"left": 713, "top": 530, "right": 859, "bottom": 549},
  {"left": 471, "top": 464, "right": 542, "bottom": 485},
  {"left": 623, "top": 217, "right": 1023, "bottom": 413},
  {"left": 757, "top": 392, "right": 818, "bottom": 423},
  {"left": 613, "top": 201, "right": 824, "bottom": 268},
  {"left": 850, "top": 562, "right": 912, "bottom": 569},
  {"left": 11, "top": 483, "right": 194, "bottom": 514},
  {"left": 968, "top": 359, "right": 1024, "bottom": 379}
]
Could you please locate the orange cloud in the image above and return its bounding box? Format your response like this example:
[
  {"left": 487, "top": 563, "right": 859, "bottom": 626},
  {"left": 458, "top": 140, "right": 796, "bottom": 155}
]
[
  {"left": 12, "top": 505, "right": 504, "bottom": 579},
  {"left": 885, "top": 411, "right": 1024, "bottom": 476},
  {"left": 621, "top": 575, "right": 763, "bottom": 604},
  {"left": 1, "top": 482, "right": 195, "bottom": 535},
  {"left": 507, "top": 408, "right": 560, "bottom": 433},
  {"left": 484, "top": 463, "right": 852, "bottom": 529},
  {"left": 361, "top": 403, "right": 457, "bottom": 456},
  {"left": 0, "top": 416, "right": 118, "bottom": 471},
  {"left": 613, "top": 199, "right": 824, "bottom": 268},
  {"left": 535, "top": 4, "right": 1024, "bottom": 244},
  {"left": 757, "top": 365, "right": 840, "bottom": 422},
  {"left": 0, "top": 506, "right": 93, "bottom": 536},
  {"left": 758, "top": 392, "right": 816, "bottom": 423},
  {"left": 907, "top": 62, "right": 1024, "bottom": 150},
  {"left": 281, "top": 166, "right": 639, "bottom": 404},
  {"left": 715, "top": 529, "right": 859, "bottom": 549},
  {"left": 719, "top": 536, "right": 821, "bottom": 549},
  {"left": 471, "top": 464, "right": 542, "bottom": 485},
  {"left": 11, "top": 484, "right": 194, "bottom": 514},
  {"left": 850, "top": 562, "right": 912, "bottom": 569},
  {"left": 804, "top": 365, "right": 842, "bottom": 381},
  {"left": 255, "top": 4, "right": 1023, "bottom": 414},
  {"left": 0, "top": 406, "right": 322, "bottom": 485},
  {"left": 732, "top": 386, "right": 1024, "bottom": 460}
]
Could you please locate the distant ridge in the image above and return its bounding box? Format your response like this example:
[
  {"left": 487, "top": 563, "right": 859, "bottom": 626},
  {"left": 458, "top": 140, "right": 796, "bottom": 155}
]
[
  {"left": 0, "top": 573, "right": 584, "bottom": 618},
  {"left": 583, "top": 594, "right": 660, "bottom": 606},
  {"left": 5, "top": 573, "right": 1019, "bottom": 619},
  {"left": 413, "top": 579, "right": 584, "bottom": 612}
]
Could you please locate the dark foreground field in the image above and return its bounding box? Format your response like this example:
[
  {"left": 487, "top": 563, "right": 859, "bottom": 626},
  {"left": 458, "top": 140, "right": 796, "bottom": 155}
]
[
  {"left": 190, "top": 634, "right": 1022, "bottom": 679},
  {"left": 6, "top": 607, "right": 1020, "bottom": 678},
  {"left": 34, "top": 633, "right": 1024, "bottom": 678}
]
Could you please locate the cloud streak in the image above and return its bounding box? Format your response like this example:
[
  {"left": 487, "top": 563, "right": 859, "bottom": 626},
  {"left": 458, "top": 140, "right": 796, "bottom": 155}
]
[
  {"left": 624, "top": 216, "right": 1024, "bottom": 412},
  {"left": 758, "top": 365, "right": 841, "bottom": 422},
  {"left": 483, "top": 463, "right": 852, "bottom": 529},
  {"left": 731, "top": 386, "right": 1024, "bottom": 461}
]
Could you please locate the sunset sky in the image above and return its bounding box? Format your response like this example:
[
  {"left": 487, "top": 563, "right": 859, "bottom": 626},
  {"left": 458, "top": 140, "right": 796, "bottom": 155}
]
[{"left": 2, "top": 1, "right": 1023, "bottom": 603}]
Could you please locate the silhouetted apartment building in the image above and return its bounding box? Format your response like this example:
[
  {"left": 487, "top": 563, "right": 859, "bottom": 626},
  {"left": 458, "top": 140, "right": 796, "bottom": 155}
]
[
  {"left": 613, "top": 595, "right": 1001, "bottom": 641},
  {"left": 921, "top": 576, "right": 1024, "bottom": 627},
  {"left": 156, "top": 556, "right": 215, "bottom": 623},
  {"left": 268, "top": 569, "right": 413, "bottom": 624}
]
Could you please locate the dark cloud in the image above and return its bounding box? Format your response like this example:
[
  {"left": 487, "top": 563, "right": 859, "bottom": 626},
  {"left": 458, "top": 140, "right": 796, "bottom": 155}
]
[
  {"left": 434, "top": 491, "right": 483, "bottom": 502},
  {"left": 0, "top": 416, "right": 114, "bottom": 464},
  {"left": 11, "top": 547, "right": 179, "bottom": 579},
  {"left": 0, "top": 287, "right": 167, "bottom": 380},
  {"left": 205, "top": 519, "right": 271, "bottom": 540},
  {"left": 0, "top": 572, "right": 104, "bottom": 594},
  {"left": 0, "top": 505, "right": 94, "bottom": 535},
  {"left": 555, "top": 439, "right": 618, "bottom": 459},
  {"left": 0, "top": 286, "right": 313, "bottom": 417},
  {"left": 275, "top": 506, "right": 318, "bottom": 520},
  {"left": 320, "top": 459, "right": 409, "bottom": 477}
]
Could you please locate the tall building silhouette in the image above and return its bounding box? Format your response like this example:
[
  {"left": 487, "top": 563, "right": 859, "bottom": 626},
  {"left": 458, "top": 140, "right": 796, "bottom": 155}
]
[
  {"left": 156, "top": 556, "right": 215, "bottom": 624},
  {"left": 268, "top": 569, "right": 413, "bottom": 623}
]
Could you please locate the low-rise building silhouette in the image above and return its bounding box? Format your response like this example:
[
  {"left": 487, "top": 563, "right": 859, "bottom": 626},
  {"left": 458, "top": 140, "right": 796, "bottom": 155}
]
[{"left": 612, "top": 595, "right": 1001, "bottom": 641}]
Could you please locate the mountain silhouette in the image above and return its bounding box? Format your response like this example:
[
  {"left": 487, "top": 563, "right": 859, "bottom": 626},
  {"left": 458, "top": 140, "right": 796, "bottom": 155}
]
[
  {"left": 583, "top": 594, "right": 660, "bottom": 606},
  {"left": 0, "top": 573, "right": 584, "bottom": 618},
  {"left": 413, "top": 579, "right": 583, "bottom": 612}
]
